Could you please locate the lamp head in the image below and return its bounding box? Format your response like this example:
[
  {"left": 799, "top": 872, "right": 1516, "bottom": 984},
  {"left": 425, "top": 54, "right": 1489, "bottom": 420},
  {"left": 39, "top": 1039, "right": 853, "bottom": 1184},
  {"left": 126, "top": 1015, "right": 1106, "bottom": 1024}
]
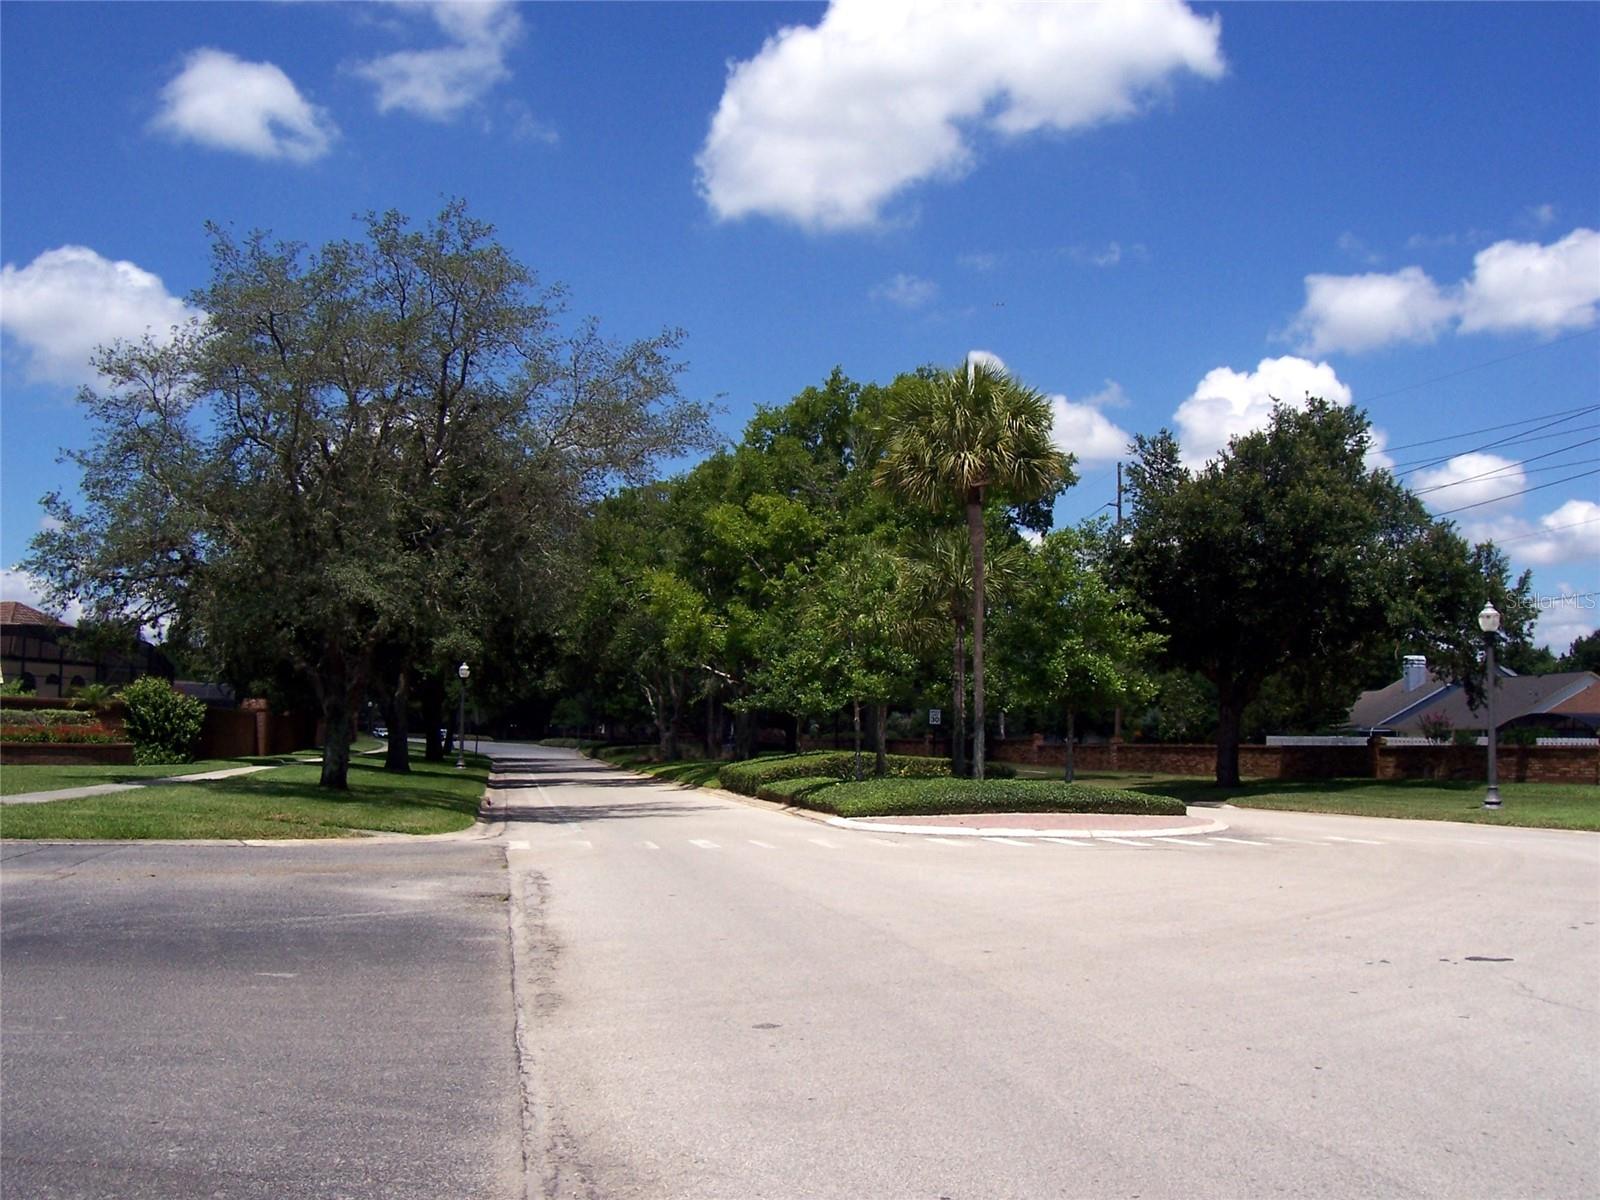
[
  {"left": 1477, "top": 602, "right": 1501, "bottom": 635},
  {"left": 458, "top": 661, "right": 471, "bottom": 681}
]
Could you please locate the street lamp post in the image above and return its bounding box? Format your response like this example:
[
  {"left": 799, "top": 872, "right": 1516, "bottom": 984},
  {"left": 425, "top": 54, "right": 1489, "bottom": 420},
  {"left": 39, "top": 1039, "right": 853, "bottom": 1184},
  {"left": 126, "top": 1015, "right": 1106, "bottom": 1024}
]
[
  {"left": 456, "top": 661, "right": 470, "bottom": 770},
  {"left": 1478, "top": 602, "right": 1500, "bottom": 809}
]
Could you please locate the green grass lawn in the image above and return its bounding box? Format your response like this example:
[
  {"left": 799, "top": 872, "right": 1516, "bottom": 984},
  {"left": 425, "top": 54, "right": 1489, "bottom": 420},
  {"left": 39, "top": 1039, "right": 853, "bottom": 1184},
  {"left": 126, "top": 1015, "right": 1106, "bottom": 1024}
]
[
  {"left": 0, "top": 756, "right": 307, "bottom": 797},
  {"left": 0, "top": 753, "right": 491, "bottom": 839},
  {"left": 594, "top": 746, "right": 724, "bottom": 788}
]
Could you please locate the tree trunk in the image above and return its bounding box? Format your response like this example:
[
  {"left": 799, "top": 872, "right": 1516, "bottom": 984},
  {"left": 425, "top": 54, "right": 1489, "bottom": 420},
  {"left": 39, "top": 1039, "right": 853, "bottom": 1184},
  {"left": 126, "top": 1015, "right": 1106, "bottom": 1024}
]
[
  {"left": 737, "top": 707, "right": 757, "bottom": 760},
  {"left": 666, "top": 672, "right": 683, "bottom": 760},
  {"left": 873, "top": 702, "right": 888, "bottom": 777},
  {"left": 951, "top": 617, "right": 967, "bottom": 777},
  {"left": 782, "top": 711, "right": 797, "bottom": 754},
  {"left": 319, "top": 686, "right": 353, "bottom": 791},
  {"left": 967, "top": 494, "right": 986, "bottom": 781},
  {"left": 1215, "top": 692, "right": 1244, "bottom": 788},
  {"left": 383, "top": 666, "right": 410, "bottom": 773},
  {"left": 421, "top": 679, "right": 445, "bottom": 762},
  {"left": 705, "top": 678, "right": 717, "bottom": 759},
  {"left": 1064, "top": 708, "right": 1076, "bottom": 783},
  {"left": 852, "top": 697, "right": 863, "bottom": 782}
]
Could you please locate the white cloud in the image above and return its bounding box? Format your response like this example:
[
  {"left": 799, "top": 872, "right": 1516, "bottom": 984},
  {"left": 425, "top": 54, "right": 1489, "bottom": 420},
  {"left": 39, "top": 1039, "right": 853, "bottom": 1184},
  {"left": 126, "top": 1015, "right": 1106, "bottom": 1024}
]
[
  {"left": 871, "top": 273, "right": 939, "bottom": 309},
  {"left": 1050, "top": 394, "right": 1132, "bottom": 467},
  {"left": 1458, "top": 228, "right": 1600, "bottom": 336},
  {"left": 1289, "top": 266, "right": 1455, "bottom": 355},
  {"left": 355, "top": 0, "right": 523, "bottom": 121},
  {"left": 1464, "top": 500, "right": 1600, "bottom": 566},
  {"left": 1080, "top": 379, "right": 1131, "bottom": 409},
  {"left": 1523, "top": 202, "right": 1557, "bottom": 228},
  {"left": 1174, "top": 356, "right": 1352, "bottom": 468},
  {"left": 1, "top": 246, "right": 202, "bottom": 387},
  {"left": 958, "top": 252, "right": 999, "bottom": 273},
  {"left": 1413, "top": 453, "right": 1528, "bottom": 515},
  {"left": 966, "top": 349, "right": 1008, "bottom": 374},
  {"left": 151, "top": 48, "right": 337, "bottom": 162},
  {"left": 1336, "top": 231, "right": 1382, "bottom": 266},
  {"left": 697, "top": 0, "right": 1223, "bottom": 231},
  {"left": 1533, "top": 587, "right": 1596, "bottom": 654},
  {"left": 1288, "top": 228, "right": 1600, "bottom": 354}
]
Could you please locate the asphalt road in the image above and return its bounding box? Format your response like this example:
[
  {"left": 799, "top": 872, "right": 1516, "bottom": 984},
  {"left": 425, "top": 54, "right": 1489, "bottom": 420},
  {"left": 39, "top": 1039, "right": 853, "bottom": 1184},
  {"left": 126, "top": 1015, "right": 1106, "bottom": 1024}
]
[
  {"left": 3, "top": 744, "right": 1597, "bottom": 1200},
  {"left": 1, "top": 839, "right": 523, "bottom": 1200},
  {"left": 497, "top": 745, "right": 1600, "bottom": 1200}
]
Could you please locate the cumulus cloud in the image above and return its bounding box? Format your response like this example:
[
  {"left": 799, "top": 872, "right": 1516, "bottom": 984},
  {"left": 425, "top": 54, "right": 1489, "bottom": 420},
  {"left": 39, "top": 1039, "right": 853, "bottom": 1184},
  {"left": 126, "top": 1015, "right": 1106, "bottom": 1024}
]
[
  {"left": 1, "top": 246, "right": 202, "bottom": 388},
  {"left": 697, "top": 0, "right": 1223, "bottom": 231},
  {"left": 354, "top": 0, "right": 523, "bottom": 120},
  {"left": 1412, "top": 453, "right": 1528, "bottom": 515},
  {"left": 1050, "top": 393, "right": 1132, "bottom": 467},
  {"left": 871, "top": 273, "right": 939, "bottom": 309},
  {"left": 1288, "top": 228, "right": 1600, "bottom": 354},
  {"left": 1464, "top": 499, "right": 1600, "bottom": 566},
  {"left": 151, "top": 48, "right": 337, "bottom": 162},
  {"left": 966, "top": 348, "right": 1008, "bottom": 374},
  {"left": 1532, "top": 586, "right": 1597, "bottom": 654},
  {"left": 1458, "top": 227, "right": 1600, "bottom": 336},
  {"left": 1173, "top": 356, "right": 1352, "bottom": 468},
  {"left": 1290, "top": 266, "right": 1455, "bottom": 355},
  {"left": 0, "top": 567, "right": 83, "bottom": 625}
]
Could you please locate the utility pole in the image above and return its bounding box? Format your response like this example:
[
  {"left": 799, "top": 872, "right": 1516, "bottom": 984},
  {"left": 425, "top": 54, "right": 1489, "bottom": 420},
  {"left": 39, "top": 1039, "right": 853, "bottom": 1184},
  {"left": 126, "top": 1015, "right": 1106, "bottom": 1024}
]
[{"left": 1113, "top": 461, "right": 1124, "bottom": 747}]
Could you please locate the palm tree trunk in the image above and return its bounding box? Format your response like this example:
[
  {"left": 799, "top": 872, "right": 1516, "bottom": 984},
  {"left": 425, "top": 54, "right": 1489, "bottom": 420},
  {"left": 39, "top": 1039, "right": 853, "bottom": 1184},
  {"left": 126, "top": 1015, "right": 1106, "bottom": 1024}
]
[
  {"left": 967, "top": 493, "right": 986, "bottom": 781},
  {"left": 952, "top": 618, "right": 967, "bottom": 777}
]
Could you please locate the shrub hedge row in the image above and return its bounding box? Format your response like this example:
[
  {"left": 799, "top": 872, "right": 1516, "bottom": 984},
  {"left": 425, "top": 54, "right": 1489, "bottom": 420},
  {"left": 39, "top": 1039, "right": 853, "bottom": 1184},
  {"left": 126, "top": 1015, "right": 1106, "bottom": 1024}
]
[
  {"left": 0, "top": 724, "right": 122, "bottom": 744},
  {"left": 778, "top": 777, "right": 1187, "bottom": 819},
  {"left": 717, "top": 750, "right": 951, "bottom": 796},
  {"left": 0, "top": 707, "right": 99, "bottom": 728}
]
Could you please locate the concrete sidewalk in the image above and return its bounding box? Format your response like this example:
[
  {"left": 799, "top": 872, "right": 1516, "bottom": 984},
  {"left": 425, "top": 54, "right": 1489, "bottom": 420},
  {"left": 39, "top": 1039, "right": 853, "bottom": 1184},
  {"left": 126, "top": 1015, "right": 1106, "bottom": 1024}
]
[{"left": 2, "top": 764, "right": 279, "bottom": 806}]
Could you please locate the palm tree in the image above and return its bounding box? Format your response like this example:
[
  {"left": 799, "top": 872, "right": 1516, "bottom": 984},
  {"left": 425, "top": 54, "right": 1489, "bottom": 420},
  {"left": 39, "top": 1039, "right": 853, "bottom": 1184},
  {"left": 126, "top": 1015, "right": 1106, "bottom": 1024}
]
[
  {"left": 898, "top": 526, "right": 1024, "bottom": 777},
  {"left": 878, "top": 362, "right": 1068, "bottom": 779}
]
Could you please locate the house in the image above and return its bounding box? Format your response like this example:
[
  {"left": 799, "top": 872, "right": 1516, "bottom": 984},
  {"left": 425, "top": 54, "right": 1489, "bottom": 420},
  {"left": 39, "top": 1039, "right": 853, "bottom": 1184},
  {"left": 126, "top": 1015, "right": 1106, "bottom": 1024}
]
[
  {"left": 1348, "top": 654, "right": 1600, "bottom": 737},
  {"left": 0, "top": 600, "right": 175, "bottom": 700}
]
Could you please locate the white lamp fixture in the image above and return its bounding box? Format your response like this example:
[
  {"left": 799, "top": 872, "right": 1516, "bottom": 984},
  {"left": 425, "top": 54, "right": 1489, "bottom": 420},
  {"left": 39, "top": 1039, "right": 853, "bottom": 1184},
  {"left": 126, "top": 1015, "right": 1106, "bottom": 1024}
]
[
  {"left": 456, "top": 662, "right": 470, "bottom": 769},
  {"left": 1477, "top": 602, "right": 1501, "bottom": 634}
]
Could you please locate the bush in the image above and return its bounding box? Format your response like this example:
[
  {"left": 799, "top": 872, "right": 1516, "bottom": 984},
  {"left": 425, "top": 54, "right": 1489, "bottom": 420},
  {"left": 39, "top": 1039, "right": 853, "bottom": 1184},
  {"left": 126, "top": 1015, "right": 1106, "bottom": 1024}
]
[
  {"left": 783, "top": 777, "right": 1187, "bottom": 820},
  {"left": 1417, "top": 711, "right": 1453, "bottom": 744},
  {"left": 0, "top": 723, "right": 121, "bottom": 744},
  {"left": 120, "top": 676, "right": 206, "bottom": 765},
  {"left": 717, "top": 750, "right": 950, "bottom": 797},
  {"left": 754, "top": 776, "right": 840, "bottom": 805},
  {"left": 0, "top": 707, "right": 98, "bottom": 728},
  {"left": 1452, "top": 729, "right": 1481, "bottom": 747}
]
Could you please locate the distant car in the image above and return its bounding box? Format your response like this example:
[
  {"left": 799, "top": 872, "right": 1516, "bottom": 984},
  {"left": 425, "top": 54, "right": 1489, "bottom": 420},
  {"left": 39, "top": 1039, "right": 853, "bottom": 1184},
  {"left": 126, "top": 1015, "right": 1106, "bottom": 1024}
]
[{"left": 373, "top": 725, "right": 388, "bottom": 738}]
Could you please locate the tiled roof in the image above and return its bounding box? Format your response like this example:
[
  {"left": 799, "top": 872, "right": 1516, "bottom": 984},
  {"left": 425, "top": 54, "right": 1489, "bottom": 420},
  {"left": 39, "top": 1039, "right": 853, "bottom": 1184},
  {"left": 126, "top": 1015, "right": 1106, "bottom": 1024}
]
[{"left": 0, "top": 600, "right": 66, "bottom": 628}]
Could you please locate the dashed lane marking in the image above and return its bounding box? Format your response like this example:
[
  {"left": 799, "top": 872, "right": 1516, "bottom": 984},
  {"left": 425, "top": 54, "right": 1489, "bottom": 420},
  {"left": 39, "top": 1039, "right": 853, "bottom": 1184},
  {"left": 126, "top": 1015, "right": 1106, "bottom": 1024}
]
[
  {"left": 1325, "top": 835, "right": 1386, "bottom": 845},
  {"left": 982, "top": 837, "right": 1033, "bottom": 847},
  {"left": 748, "top": 840, "right": 776, "bottom": 849},
  {"left": 1100, "top": 837, "right": 1152, "bottom": 847},
  {"left": 1210, "top": 836, "right": 1270, "bottom": 846},
  {"left": 1152, "top": 838, "right": 1211, "bottom": 848},
  {"left": 641, "top": 840, "right": 660, "bottom": 851},
  {"left": 807, "top": 837, "right": 840, "bottom": 849},
  {"left": 1265, "top": 837, "right": 1328, "bottom": 845},
  {"left": 689, "top": 839, "right": 720, "bottom": 850},
  {"left": 927, "top": 837, "right": 969, "bottom": 847}
]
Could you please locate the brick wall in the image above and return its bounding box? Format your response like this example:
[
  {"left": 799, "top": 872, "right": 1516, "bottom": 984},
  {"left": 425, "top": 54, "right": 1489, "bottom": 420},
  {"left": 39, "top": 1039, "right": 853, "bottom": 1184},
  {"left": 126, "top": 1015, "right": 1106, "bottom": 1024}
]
[
  {"left": 1376, "top": 743, "right": 1598, "bottom": 785},
  {"left": 1, "top": 741, "right": 134, "bottom": 766},
  {"left": 195, "top": 701, "right": 317, "bottom": 758}
]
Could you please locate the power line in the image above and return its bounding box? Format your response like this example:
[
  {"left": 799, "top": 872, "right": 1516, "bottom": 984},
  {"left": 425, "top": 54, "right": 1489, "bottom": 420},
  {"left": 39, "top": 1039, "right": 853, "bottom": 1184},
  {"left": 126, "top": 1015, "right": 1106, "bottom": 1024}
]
[
  {"left": 1431, "top": 468, "right": 1600, "bottom": 516},
  {"left": 1391, "top": 406, "right": 1600, "bottom": 475},
  {"left": 1381, "top": 403, "right": 1600, "bottom": 454},
  {"left": 1361, "top": 327, "right": 1600, "bottom": 406},
  {"left": 1490, "top": 516, "right": 1600, "bottom": 545},
  {"left": 1410, "top": 437, "right": 1600, "bottom": 495}
]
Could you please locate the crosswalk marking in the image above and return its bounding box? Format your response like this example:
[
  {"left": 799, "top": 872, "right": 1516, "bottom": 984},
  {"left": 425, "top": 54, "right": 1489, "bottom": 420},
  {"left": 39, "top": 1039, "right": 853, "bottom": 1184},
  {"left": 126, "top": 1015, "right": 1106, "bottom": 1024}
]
[
  {"left": 641, "top": 840, "right": 660, "bottom": 851},
  {"left": 1265, "top": 837, "right": 1327, "bottom": 845},
  {"left": 1100, "top": 837, "right": 1152, "bottom": 847},
  {"left": 926, "top": 837, "right": 969, "bottom": 846},
  {"left": 748, "top": 839, "right": 776, "bottom": 849},
  {"left": 1153, "top": 838, "right": 1211, "bottom": 848},
  {"left": 1325, "top": 835, "right": 1385, "bottom": 845},
  {"left": 689, "top": 839, "right": 720, "bottom": 850},
  {"left": 982, "top": 837, "right": 1032, "bottom": 847},
  {"left": 1210, "top": 836, "right": 1270, "bottom": 846},
  {"left": 807, "top": 837, "right": 839, "bottom": 849},
  {"left": 1048, "top": 838, "right": 1091, "bottom": 848}
]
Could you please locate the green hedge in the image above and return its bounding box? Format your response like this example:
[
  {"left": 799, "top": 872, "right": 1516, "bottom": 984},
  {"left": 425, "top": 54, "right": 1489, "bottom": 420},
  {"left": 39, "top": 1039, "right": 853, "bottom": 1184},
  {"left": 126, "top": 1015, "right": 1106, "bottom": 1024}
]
[
  {"left": 120, "top": 676, "right": 206, "bottom": 765},
  {"left": 754, "top": 775, "right": 841, "bottom": 804},
  {"left": 718, "top": 750, "right": 950, "bottom": 796},
  {"left": 778, "top": 777, "right": 1187, "bottom": 819}
]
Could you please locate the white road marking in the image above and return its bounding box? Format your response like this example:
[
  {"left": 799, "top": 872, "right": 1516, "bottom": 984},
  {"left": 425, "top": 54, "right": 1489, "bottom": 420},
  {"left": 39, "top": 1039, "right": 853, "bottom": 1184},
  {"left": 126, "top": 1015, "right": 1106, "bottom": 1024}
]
[
  {"left": 1210, "top": 836, "right": 1270, "bottom": 846},
  {"left": 1325, "top": 835, "right": 1386, "bottom": 845},
  {"left": 807, "top": 837, "right": 839, "bottom": 849},
  {"left": 641, "top": 840, "right": 660, "bottom": 851},
  {"left": 690, "top": 839, "right": 720, "bottom": 850},
  {"left": 864, "top": 837, "right": 901, "bottom": 846},
  {"left": 1100, "top": 837, "right": 1152, "bottom": 847},
  {"left": 507, "top": 839, "right": 530, "bottom": 850},
  {"left": 1049, "top": 839, "right": 1091, "bottom": 848},
  {"left": 572, "top": 840, "right": 593, "bottom": 850},
  {"left": 927, "top": 837, "right": 969, "bottom": 847},
  {"left": 748, "top": 840, "right": 776, "bottom": 849},
  {"left": 1265, "top": 837, "right": 1326, "bottom": 845},
  {"left": 982, "top": 837, "right": 1032, "bottom": 847},
  {"left": 1153, "top": 838, "right": 1212, "bottom": 848},
  {"left": 254, "top": 972, "right": 298, "bottom": 978}
]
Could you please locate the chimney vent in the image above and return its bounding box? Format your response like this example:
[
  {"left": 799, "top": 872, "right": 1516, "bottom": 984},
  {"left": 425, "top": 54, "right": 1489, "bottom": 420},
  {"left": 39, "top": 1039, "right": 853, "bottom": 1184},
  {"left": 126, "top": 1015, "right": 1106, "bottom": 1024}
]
[{"left": 1402, "top": 655, "right": 1427, "bottom": 692}]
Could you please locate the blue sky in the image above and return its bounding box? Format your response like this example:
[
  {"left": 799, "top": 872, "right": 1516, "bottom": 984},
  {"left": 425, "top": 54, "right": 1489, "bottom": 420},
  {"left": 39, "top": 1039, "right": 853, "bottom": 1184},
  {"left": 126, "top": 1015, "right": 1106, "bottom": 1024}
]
[{"left": 3, "top": 1, "right": 1597, "bottom": 652}]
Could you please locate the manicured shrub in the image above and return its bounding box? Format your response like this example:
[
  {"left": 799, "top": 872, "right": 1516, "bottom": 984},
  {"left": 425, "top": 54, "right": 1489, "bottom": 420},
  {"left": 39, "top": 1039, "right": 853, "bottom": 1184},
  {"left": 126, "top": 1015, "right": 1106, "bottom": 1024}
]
[
  {"left": 0, "top": 723, "right": 121, "bottom": 744},
  {"left": 0, "top": 707, "right": 98, "bottom": 727},
  {"left": 781, "top": 777, "right": 1187, "bottom": 820},
  {"left": 120, "top": 676, "right": 206, "bottom": 765},
  {"left": 754, "top": 776, "right": 840, "bottom": 805},
  {"left": 717, "top": 750, "right": 950, "bottom": 797}
]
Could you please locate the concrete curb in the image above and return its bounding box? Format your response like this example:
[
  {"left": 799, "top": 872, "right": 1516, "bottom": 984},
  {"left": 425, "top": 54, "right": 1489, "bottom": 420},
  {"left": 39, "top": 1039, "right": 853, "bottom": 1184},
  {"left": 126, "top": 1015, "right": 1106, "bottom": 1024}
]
[{"left": 827, "top": 815, "right": 1231, "bottom": 839}]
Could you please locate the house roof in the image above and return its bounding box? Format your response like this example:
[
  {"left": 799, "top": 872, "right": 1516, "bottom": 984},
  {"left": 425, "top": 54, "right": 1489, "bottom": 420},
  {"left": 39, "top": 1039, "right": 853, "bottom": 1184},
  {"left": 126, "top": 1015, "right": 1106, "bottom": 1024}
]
[
  {"left": 0, "top": 600, "right": 66, "bottom": 628},
  {"left": 1350, "top": 669, "right": 1600, "bottom": 732}
]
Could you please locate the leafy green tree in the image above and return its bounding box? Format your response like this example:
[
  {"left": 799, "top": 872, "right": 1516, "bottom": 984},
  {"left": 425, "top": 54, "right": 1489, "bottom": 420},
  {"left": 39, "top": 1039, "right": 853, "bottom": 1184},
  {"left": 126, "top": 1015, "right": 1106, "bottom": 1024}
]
[
  {"left": 1119, "top": 399, "right": 1484, "bottom": 786},
  {"left": 878, "top": 362, "right": 1070, "bottom": 779},
  {"left": 27, "top": 204, "right": 709, "bottom": 788},
  {"left": 1559, "top": 629, "right": 1600, "bottom": 673},
  {"left": 996, "top": 524, "right": 1162, "bottom": 780}
]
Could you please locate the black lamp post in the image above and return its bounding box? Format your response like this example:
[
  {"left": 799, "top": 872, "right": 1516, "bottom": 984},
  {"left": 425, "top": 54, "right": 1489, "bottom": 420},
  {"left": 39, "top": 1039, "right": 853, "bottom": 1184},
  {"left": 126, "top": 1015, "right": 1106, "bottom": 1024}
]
[
  {"left": 456, "top": 661, "right": 470, "bottom": 770},
  {"left": 1478, "top": 602, "right": 1500, "bottom": 809}
]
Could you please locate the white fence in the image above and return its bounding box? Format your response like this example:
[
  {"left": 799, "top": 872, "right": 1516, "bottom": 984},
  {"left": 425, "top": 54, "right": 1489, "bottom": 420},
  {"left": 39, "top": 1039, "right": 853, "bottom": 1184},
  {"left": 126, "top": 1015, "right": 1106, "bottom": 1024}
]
[{"left": 1380, "top": 736, "right": 1596, "bottom": 748}]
